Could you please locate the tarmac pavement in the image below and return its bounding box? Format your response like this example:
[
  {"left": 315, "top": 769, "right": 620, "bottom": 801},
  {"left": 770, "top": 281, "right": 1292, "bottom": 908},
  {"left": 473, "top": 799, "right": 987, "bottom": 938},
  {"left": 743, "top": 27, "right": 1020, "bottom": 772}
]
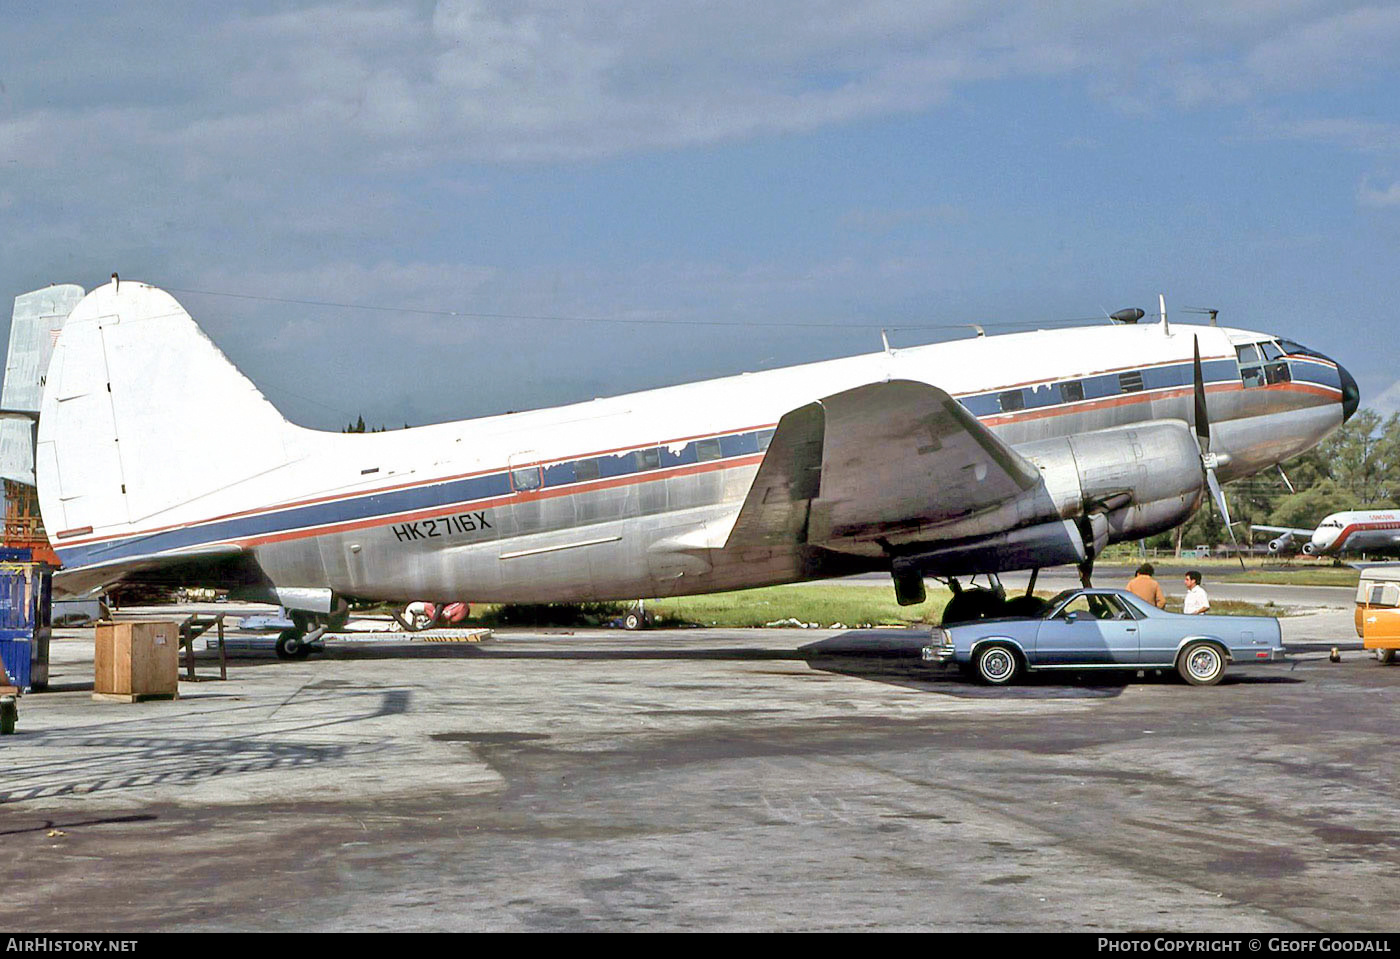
[{"left": 1, "top": 596, "right": 1396, "bottom": 932}]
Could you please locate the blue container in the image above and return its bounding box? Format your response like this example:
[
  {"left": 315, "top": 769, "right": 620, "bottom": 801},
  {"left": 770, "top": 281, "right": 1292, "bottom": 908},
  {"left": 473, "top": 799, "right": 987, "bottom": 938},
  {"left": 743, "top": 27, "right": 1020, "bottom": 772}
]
[
  {"left": 0, "top": 634, "right": 30, "bottom": 689},
  {"left": 0, "top": 557, "right": 42, "bottom": 690}
]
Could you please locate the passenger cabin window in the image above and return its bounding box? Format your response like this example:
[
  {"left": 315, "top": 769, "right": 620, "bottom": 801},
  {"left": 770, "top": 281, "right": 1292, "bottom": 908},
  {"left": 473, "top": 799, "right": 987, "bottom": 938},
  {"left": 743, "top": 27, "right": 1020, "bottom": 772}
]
[
  {"left": 695, "top": 438, "right": 722, "bottom": 462},
  {"left": 757, "top": 429, "right": 775, "bottom": 452},
  {"left": 1118, "top": 371, "right": 1144, "bottom": 393},
  {"left": 574, "top": 458, "right": 600, "bottom": 482},
  {"left": 998, "top": 390, "right": 1025, "bottom": 413},
  {"left": 511, "top": 466, "right": 542, "bottom": 492},
  {"left": 634, "top": 447, "right": 661, "bottom": 471},
  {"left": 1059, "top": 380, "right": 1084, "bottom": 403}
]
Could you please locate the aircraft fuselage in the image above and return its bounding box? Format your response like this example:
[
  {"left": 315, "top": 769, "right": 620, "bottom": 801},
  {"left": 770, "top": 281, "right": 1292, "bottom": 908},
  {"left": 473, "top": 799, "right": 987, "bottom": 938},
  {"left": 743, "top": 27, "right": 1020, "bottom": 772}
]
[{"left": 40, "top": 283, "right": 1356, "bottom": 608}]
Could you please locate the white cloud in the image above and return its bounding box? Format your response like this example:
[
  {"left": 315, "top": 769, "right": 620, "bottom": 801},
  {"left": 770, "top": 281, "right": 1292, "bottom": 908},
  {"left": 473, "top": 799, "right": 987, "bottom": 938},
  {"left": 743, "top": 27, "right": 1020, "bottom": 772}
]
[
  {"left": 1358, "top": 178, "right": 1400, "bottom": 208},
  {"left": 8, "top": 1, "right": 1398, "bottom": 181},
  {"left": 1250, "top": 114, "right": 1400, "bottom": 154}
]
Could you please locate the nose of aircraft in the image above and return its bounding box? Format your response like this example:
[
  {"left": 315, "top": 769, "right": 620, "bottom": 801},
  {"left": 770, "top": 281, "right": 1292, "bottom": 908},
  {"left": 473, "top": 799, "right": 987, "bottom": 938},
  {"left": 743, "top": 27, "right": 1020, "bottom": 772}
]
[{"left": 1338, "top": 362, "right": 1360, "bottom": 422}]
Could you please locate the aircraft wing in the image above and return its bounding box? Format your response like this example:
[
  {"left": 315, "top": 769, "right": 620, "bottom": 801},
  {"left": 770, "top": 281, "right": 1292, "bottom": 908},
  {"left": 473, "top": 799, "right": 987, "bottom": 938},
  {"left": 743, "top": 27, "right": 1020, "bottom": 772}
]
[
  {"left": 726, "top": 379, "right": 1040, "bottom": 549},
  {"left": 1251, "top": 525, "right": 1315, "bottom": 537}
]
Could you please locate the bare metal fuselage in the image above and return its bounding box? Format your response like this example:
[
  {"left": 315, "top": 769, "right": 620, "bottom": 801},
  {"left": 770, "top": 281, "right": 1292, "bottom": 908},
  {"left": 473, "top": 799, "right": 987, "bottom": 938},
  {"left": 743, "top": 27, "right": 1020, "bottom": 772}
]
[
  {"left": 40, "top": 283, "right": 1352, "bottom": 607},
  {"left": 212, "top": 341, "right": 1342, "bottom": 603}
]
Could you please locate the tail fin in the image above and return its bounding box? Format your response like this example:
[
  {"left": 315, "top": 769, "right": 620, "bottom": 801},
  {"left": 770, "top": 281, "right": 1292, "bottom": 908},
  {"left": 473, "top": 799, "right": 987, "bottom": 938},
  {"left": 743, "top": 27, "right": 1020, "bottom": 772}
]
[{"left": 36, "top": 280, "right": 305, "bottom": 545}]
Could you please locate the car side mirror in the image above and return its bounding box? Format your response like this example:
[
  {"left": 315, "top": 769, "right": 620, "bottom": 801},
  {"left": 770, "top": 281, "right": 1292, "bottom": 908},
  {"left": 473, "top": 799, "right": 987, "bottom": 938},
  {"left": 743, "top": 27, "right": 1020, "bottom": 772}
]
[{"left": 1064, "top": 611, "right": 1079, "bottom": 623}]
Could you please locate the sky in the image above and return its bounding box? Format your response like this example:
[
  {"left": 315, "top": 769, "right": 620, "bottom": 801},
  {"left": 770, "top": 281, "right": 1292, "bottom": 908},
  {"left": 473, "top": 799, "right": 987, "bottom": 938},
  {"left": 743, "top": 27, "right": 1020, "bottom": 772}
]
[{"left": 2, "top": 1, "right": 1398, "bottom": 429}]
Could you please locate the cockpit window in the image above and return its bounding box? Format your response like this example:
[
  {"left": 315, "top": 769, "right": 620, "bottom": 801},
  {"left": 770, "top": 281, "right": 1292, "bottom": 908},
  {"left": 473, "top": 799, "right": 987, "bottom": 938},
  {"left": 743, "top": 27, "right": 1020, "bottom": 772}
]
[
  {"left": 1236, "top": 344, "right": 1265, "bottom": 388},
  {"left": 1236, "top": 341, "right": 1290, "bottom": 389},
  {"left": 1277, "top": 339, "right": 1321, "bottom": 358}
]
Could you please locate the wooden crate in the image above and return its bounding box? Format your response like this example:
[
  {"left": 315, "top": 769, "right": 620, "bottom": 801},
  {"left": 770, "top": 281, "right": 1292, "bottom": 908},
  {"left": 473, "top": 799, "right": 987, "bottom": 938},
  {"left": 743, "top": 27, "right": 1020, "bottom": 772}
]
[{"left": 94, "top": 621, "right": 180, "bottom": 702}]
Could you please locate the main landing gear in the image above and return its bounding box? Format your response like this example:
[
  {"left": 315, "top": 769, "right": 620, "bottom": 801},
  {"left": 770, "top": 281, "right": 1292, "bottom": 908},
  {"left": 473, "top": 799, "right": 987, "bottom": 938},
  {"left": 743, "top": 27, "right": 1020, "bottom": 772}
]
[{"left": 890, "top": 567, "right": 1053, "bottom": 626}]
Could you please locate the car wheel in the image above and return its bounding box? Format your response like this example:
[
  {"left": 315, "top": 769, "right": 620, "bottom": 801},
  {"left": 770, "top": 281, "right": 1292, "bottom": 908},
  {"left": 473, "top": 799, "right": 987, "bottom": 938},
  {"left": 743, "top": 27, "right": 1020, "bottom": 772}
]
[
  {"left": 1177, "top": 641, "right": 1225, "bottom": 686},
  {"left": 1377, "top": 648, "right": 1396, "bottom": 665},
  {"left": 973, "top": 644, "right": 1020, "bottom": 685}
]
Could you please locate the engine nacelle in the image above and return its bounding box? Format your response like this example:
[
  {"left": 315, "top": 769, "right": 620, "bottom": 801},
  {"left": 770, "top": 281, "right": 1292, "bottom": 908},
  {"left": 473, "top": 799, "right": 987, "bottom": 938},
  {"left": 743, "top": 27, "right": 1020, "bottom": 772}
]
[
  {"left": 1268, "top": 532, "right": 1294, "bottom": 553},
  {"left": 897, "top": 421, "right": 1207, "bottom": 578},
  {"left": 1016, "top": 420, "right": 1206, "bottom": 543}
]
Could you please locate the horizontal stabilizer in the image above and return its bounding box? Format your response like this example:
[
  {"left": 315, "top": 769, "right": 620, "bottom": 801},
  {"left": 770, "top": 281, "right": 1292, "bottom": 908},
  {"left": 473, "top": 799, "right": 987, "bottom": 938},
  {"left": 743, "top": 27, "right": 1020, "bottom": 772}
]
[{"left": 52, "top": 542, "right": 249, "bottom": 598}]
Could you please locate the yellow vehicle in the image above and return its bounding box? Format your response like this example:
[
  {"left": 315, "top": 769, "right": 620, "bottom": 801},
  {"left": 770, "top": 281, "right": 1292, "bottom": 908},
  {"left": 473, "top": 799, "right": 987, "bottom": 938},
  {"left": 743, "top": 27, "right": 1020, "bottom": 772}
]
[{"left": 1354, "top": 566, "right": 1400, "bottom": 664}]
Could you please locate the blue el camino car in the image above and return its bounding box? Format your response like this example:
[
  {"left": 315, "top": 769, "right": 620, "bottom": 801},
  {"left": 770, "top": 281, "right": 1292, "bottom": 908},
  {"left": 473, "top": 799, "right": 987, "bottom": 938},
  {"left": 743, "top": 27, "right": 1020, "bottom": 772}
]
[{"left": 925, "top": 588, "right": 1285, "bottom": 686}]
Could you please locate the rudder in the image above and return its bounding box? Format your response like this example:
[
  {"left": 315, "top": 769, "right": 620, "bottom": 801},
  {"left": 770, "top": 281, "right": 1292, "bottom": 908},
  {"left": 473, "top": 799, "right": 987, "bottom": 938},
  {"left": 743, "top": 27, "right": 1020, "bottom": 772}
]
[{"left": 36, "top": 280, "right": 304, "bottom": 547}]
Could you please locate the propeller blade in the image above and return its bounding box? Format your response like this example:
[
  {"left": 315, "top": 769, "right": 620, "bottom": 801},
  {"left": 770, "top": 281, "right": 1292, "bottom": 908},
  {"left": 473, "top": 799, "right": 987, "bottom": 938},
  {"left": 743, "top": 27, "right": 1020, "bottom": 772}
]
[
  {"left": 1206, "top": 468, "right": 1231, "bottom": 528},
  {"left": 1193, "top": 335, "right": 1210, "bottom": 453},
  {"left": 1206, "top": 467, "right": 1247, "bottom": 570}
]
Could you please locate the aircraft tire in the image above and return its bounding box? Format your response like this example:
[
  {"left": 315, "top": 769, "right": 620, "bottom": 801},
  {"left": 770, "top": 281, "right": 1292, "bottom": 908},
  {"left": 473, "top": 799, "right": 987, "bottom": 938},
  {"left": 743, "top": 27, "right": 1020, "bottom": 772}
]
[
  {"left": 1002, "top": 595, "right": 1049, "bottom": 618},
  {"left": 941, "top": 588, "right": 1004, "bottom": 626},
  {"left": 973, "top": 644, "right": 1020, "bottom": 685},
  {"left": 1177, "top": 641, "right": 1226, "bottom": 686},
  {"left": 275, "top": 629, "right": 311, "bottom": 661},
  {"left": 623, "top": 608, "right": 647, "bottom": 631}
]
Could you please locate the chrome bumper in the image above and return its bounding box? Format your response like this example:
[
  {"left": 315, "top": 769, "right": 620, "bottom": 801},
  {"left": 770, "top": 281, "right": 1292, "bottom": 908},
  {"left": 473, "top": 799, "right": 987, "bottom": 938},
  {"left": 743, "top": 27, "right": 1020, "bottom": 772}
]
[{"left": 922, "top": 643, "right": 957, "bottom": 663}]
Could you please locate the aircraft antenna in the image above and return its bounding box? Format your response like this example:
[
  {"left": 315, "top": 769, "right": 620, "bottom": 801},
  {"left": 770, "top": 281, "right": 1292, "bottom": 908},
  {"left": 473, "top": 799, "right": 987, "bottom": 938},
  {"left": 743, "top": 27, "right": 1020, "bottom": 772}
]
[
  {"left": 1183, "top": 306, "right": 1220, "bottom": 326},
  {"left": 1159, "top": 293, "right": 1169, "bottom": 335},
  {"left": 881, "top": 329, "right": 893, "bottom": 353}
]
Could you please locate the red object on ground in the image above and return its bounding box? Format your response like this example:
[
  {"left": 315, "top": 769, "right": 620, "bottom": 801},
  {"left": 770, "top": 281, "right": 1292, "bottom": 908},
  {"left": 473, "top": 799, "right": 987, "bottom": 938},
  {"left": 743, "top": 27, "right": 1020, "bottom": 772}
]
[{"left": 421, "top": 602, "right": 469, "bottom": 624}]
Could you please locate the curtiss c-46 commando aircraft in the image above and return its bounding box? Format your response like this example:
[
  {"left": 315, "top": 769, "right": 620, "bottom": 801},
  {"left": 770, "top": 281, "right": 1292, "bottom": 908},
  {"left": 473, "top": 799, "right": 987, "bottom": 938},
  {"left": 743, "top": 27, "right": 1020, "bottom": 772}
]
[{"left": 34, "top": 281, "right": 1357, "bottom": 657}]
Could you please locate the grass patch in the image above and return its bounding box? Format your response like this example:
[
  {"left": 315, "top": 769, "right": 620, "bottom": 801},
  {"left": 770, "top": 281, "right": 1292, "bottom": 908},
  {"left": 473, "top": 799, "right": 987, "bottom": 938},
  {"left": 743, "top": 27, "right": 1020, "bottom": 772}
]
[
  {"left": 1161, "top": 598, "right": 1293, "bottom": 617},
  {"left": 455, "top": 586, "right": 1287, "bottom": 629},
  {"left": 1213, "top": 567, "right": 1360, "bottom": 587},
  {"left": 473, "top": 602, "right": 627, "bottom": 627},
  {"left": 644, "top": 584, "right": 956, "bottom": 628}
]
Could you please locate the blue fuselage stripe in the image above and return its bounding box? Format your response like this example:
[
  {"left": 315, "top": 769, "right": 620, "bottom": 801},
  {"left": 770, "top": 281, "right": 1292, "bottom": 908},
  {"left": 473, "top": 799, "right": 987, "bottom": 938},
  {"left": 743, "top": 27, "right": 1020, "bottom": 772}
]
[{"left": 56, "top": 355, "right": 1337, "bottom": 569}]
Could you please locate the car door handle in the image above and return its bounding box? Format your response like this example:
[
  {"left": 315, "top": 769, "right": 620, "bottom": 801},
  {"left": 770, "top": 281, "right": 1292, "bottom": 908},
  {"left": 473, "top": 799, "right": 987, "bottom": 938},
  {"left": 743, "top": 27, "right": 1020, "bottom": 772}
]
[{"left": 1126, "top": 627, "right": 1137, "bottom": 632}]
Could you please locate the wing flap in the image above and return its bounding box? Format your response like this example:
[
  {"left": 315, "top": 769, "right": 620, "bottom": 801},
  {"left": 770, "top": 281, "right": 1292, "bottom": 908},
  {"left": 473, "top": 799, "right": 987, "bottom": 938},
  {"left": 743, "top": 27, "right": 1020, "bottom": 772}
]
[{"left": 727, "top": 379, "right": 1040, "bottom": 549}]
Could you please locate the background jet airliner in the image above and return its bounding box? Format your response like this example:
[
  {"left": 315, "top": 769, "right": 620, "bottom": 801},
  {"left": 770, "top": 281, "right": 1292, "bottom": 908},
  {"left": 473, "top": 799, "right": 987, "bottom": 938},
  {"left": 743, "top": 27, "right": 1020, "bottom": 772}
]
[
  {"left": 1255, "top": 510, "right": 1400, "bottom": 557},
  {"left": 32, "top": 280, "right": 1357, "bottom": 657}
]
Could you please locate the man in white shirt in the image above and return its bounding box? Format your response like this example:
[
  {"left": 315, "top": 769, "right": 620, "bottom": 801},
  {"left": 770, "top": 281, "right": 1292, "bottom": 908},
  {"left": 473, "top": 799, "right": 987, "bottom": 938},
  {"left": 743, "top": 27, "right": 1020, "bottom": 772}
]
[{"left": 1183, "top": 570, "right": 1210, "bottom": 615}]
